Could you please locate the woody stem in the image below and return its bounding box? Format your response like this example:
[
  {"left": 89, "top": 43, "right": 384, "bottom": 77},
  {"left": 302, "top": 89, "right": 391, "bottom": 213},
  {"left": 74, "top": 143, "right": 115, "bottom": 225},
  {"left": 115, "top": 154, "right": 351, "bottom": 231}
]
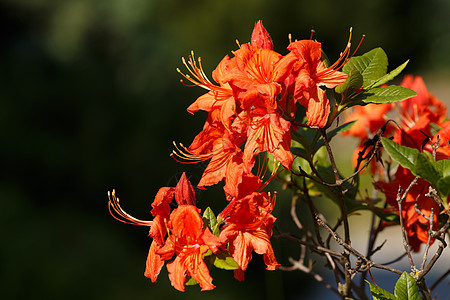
[
  {"left": 320, "top": 128, "right": 352, "bottom": 298},
  {"left": 396, "top": 177, "right": 418, "bottom": 272}
]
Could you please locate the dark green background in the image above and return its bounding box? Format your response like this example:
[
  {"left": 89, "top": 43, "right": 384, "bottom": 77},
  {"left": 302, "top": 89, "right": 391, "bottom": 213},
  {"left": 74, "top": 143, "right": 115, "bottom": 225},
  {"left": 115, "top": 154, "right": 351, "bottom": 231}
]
[{"left": 1, "top": 0, "right": 449, "bottom": 299}]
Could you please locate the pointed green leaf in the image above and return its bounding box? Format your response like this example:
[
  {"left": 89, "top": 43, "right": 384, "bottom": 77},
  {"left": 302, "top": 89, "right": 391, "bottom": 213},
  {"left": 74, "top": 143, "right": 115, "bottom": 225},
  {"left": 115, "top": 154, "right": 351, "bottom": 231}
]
[
  {"left": 202, "top": 207, "right": 219, "bottom": 236},
  {"left": 335, "top": 69, "right": 363, "bottom": 94},
  {"left": 185, "top": 277, "right": 198, "bottom": 286},
  {"left": 435, "top": 159, "right": 450, "bottom": 178},
  {"left": 291, "top": 147, "right": 310, "bottom": 161},
  {"left": 415, "top": 153, "right": 440, "bottom": 187},
  {"left": 369, "top": 60, "right": 410, "bottom": 88},
  {"left": 312, "top": 121, "right": 356, "bottom": 153},
  {"left": 368, "top": 282, "right": 397, "bottom": 300},
  {"left": 357, "top": 86, "right": 417, "bottom": 104},
  {"left": 343, "top": 47, "right": 388, "bottom": 87},
  {"left": 437, "top": 176, "right": 450, "bottom": 197},
  {"left": 291, "top": 127, "right": 321, "bottom": 157},
  {"left": 212, "top": 252, "right": 239, "bottom": 270},
  {"left": 394, "top": 272, "right": 421, "bottom": 300},
  {"left": 371, "top": 207, "right": 400, "bottom": 223},
  {"left": 381, "top": 138, "right": 419, "bottom": 172},
  {"left": 429, "top": 123, "right": 442, "bottom": 137}
]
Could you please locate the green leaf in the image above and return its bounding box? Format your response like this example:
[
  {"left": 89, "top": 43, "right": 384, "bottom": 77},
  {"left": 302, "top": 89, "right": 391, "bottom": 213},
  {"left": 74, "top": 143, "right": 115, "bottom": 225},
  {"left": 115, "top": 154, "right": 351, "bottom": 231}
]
[
  {"left": 312, "top": 121, "right": 356, "bottom": 153},
  {"left": 369, "top": 60, "right": 410, "bottom": 88},
  {"left": 202, "top": 207, "right": 219, "bottom": 236},
  {"left": 368, "top": 282, "right": 397, "bottom": 300},
  {"left": 437, "top": 176, "right": 450, "bottom": 197},
  {"left": 212, "top": 252, "right": 239, "bottom": 270},
  {"left": 394, "top": 272, "right": 421, "bottom": 300},
  {"left": 381, "top": 137, "right": 419, "bottom": 172},
  {"left": 343, "top": 47, "right": 388, "bottom": 87},
  {"left": 291, "top": 127, "right": 321, "bottom": 157},
  {"left": 357, "top": 85, "right": 417, "bottom": 104},
  {"left": 291, "top": 147, "right": 310, "bottom": 161},
  {"left": 415, "top": 153, "right": 440, "bottom": 187},
  {"left": 370, "top": 207, "right": 400, "bottom": 223},
  {"left": 435, "top": 159, "right": 450, "bottom": 178},
  {"left": 185, "top": 277, "right": 198, "bottom": 286},
  {"left": 335, "top": 69, "right": 363, "bottom": 94}
]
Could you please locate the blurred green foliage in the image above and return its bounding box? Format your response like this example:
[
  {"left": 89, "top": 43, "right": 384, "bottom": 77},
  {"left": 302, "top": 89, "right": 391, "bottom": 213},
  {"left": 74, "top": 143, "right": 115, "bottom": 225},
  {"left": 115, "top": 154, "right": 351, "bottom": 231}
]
[{"left": 0, "top": 0, "right": 449, "bottom": 299}]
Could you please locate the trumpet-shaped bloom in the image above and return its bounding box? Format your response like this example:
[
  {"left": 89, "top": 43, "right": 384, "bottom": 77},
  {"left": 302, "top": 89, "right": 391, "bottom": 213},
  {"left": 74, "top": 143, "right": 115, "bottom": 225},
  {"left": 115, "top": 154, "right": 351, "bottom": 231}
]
[
  {"left": 218, "top": 191, "right": 279, "bottom": 273},
  {"left": 157, "top": 205, "right": 222, "bottom": 291},
  {"left": 109, "top": 173, "right": 224, "bottom": 289},
  {"left": 237, "top": 111, "right": 293, "bottom": 170},
  {"left": 287, "top": 40, "right": 348, "bottom": 127},
  {"left": 225, "top": 43, "right": 297, "bottom": 113}
]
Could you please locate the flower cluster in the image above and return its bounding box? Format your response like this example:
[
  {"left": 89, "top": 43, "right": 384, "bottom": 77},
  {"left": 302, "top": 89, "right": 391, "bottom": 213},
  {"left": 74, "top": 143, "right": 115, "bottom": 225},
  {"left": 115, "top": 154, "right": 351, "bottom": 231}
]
[
  {"left": 173, "top": 21, "right": 352, "bottom": 199},
  {"left": 108, "top": 20, "right": 450, "bottom": 298},
  {"left": 108, "top": 21, "right": 356, "bottom": 291},
  {"left": 344, "top": 75, "right": 449, "bottom": 251}
]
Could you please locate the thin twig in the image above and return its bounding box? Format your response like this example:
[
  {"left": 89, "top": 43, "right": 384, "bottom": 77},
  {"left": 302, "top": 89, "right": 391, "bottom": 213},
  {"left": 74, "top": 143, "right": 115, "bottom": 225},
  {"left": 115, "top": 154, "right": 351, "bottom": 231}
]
[
  {"left": 380, "top": 252, "right": 408, "bottom": 266},
  {"left": 430, "top": 267, "right": 450, "bottom": 292},
  {"left": 317, "top": 215, "right": 403, "bottom": 275},
  {"left": 413, "top": 203, "right": 434, "bottom": 271},
  {"left": 396, "top": 177, "right": 419, "bottom": 272},
  {"left": 280, "top": 257, "right": 341, "bottom": 296},
  {"left": 273, "top": 228, "right": 342, "bottom": 258}
]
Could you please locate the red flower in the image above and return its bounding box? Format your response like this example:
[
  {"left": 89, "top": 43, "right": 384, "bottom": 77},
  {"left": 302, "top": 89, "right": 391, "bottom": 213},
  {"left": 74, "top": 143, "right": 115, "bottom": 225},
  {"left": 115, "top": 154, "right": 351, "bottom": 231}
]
[
  {"left": 225, "top": 43, "right": 297, "bottom": 113},
  {"left": 399, "top": 75, "right": 446, "bottom": 123},
  {"left": 218, "top": 190, "right": 279, "bottom": 274},
  {"left": 376, "top": 167, "right": 439, "bottom": 251},
  {"left": 180, "top": 54, "right": 237, "bottom": 130},
  {"left": 157, "top": 205, "right": 222, "bottom": 291},
  {"left": 251, "top": 20, "right": 273, "bottom": 50},
  {"left": 342, "top": 103, "right": 393, "bottom": 173},
  {"left": 236, "top": 111, "right": 293, "bottom": 170},
  {"left": 172, "top": 119, "right": 248, "bottom": 194},
  {"left": 287, "top": 40, "right": 348, "bottom": 127},
  {"left": 109, "top": 173, "right": 223, "bottom": 290}
]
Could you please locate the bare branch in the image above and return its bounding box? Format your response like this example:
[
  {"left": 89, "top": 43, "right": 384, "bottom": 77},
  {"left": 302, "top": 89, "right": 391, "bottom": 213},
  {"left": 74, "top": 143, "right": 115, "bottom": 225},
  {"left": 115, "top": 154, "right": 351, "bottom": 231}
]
[
  {"left": 280, "top": 257, "right": 341, "bottom": 296},
  {"left": 396, "top": 178, "right": 419, "bottom": 272}
]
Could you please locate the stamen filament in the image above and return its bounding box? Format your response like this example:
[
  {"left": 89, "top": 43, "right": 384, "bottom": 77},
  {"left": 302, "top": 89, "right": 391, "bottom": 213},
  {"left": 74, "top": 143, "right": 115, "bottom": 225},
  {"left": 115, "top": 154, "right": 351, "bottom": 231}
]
[{"left": 108, "top": 190, "right": 153, "bottom": 226}]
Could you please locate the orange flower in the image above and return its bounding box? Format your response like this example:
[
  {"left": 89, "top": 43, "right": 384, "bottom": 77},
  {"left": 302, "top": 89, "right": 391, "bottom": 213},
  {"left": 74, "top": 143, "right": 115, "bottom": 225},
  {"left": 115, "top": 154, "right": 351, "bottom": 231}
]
[
  {"left": 225, "top": 43, "right": 297, "bottom": 113},
  {"left": 179, "top": 53, "right": 237, "bottom": 130},
  {"left": 376, "top": 166, "right": 439, "bottom": 251},
  {"left": 399, "top": 75, "right": 447, "bottom": 123},
  {"left": 157, "top": 205, "right": 222, "bottom": 291},
  {"left": 343, "top": 103, "right": 392, "bottom": 140},
  {"left": 287, "top": 39, "right": 349, "bottom": 127},
  {"left": 109, "top": 173, "right": 223, "bottom": 290},
  {"left": 342, "top": 103, "right": 393, "bottom": 173},
  {"left": 218, "top": 190, "right": 279, "bottom": 274},
  {"left": 172, "top": 119, "right": 248, "bottom": 193},
  {"left": 236, "top": 111, "right": 293, "bottom": 170}
]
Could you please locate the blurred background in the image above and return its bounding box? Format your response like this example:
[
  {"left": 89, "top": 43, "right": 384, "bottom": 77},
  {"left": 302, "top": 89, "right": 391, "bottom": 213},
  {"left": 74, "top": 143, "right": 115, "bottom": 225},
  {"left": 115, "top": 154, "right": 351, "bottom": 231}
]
[{"left": 1, "top": 0, "right": 450, "bottom": 299}]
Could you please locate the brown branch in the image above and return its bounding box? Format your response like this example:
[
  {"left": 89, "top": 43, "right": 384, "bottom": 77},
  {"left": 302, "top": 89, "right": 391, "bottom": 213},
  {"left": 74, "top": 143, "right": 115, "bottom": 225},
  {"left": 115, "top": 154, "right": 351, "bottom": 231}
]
[
  {"left": 396, "top": 177, "right": 419, "bottom": 272},
  {"left": 280, "top": 257, "right": 341, "bottom": 296},
  {"left": 316, "top": 215, "right": 403, "bottom": 275},
  {"left": 430, "top": 267, "right": 450, "bottom": 292},
  {"left": 273, "top": 228, "right": 342, "bottom": 258}
]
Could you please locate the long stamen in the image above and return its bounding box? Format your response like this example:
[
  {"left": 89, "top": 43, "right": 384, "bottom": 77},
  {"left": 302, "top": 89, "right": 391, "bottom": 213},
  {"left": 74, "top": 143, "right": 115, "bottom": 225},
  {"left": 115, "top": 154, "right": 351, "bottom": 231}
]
[
  {"left": 171, "top": 141, "right": 214, "bottom": 164},
  {"left": 177, "top": 51, "right": 219, "bottom": 90},
  {"left": 108, "top": 190, "right": 153, "bottom": 226},
  {"left": 259, "top": 160, "right": 282, "bottom": 191},
  {"left": 317, "top": 28, "right": 365, "bottom": 79}
]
